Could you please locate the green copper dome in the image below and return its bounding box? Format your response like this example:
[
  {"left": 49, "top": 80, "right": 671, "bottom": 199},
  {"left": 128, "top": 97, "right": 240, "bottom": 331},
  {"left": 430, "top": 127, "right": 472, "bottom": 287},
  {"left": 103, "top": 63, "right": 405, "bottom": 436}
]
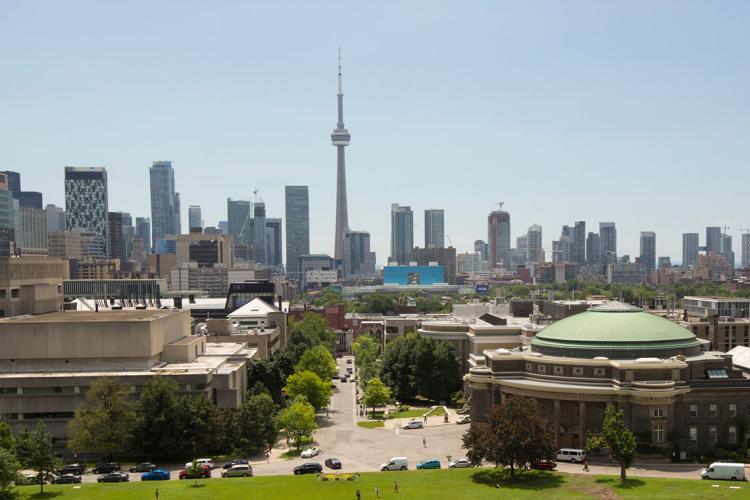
[{"left": 531, "top": 302, "right": 703, "bottom": 359}]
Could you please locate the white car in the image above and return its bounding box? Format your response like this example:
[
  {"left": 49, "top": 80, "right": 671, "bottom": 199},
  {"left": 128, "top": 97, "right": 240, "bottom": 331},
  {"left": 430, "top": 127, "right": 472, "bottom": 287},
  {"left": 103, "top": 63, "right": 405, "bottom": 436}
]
[
  {"left": 300, "top": 447, "right": 320, "bottom": 458},
  {"left": 185, "top": 458, "right": 215, "bottom": 469},
  {"left": 449, "top": 458, "right": 473, "bottom": 469},
  {"left": 402, "top": 419, "right": 424, "bottom": 430},
  {"left": 456, "top": 415, "right": 471, "bottom": 424}
]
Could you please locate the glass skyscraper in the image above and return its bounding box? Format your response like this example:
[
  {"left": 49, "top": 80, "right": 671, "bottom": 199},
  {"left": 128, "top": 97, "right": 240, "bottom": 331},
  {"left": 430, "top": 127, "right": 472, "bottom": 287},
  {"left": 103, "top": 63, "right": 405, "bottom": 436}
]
[
  {"left": 149, "top": 161, "right": 178, "bottom": 245},
  {"left": 285, "top": 186, "right": 309, "bottom": 276},
  {"left": 390, "top": 204, "right": 413, "bottom": 265},
  {"left": 639, "top": 231, "right": 656, "bottom": 273},
  {"left": 424, "top": 209, "right": 444, "bottom": 249},
  {"left": 64, "top": 167, "right": 109, "bottom": 257}
]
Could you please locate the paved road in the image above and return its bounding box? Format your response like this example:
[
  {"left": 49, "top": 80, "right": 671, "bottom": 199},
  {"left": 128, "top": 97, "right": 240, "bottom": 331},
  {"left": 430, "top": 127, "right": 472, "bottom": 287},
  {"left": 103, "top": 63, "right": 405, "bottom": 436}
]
[{"left": 52, "top": 355, "right": 709, "bottom": 484}]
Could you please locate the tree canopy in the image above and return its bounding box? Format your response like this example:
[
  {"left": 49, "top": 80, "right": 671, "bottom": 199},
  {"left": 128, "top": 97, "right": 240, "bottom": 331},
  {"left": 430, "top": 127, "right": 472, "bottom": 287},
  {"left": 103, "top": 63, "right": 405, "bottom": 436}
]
[
  {"left": 462, "top": 396, "right": 554, "bottom": 477},
  {"left": 67, "top": 378, "right": 136, "bottom": 459},
  {"left": 363, "top": 377, "right": 391, "bottom": 412},
  {"left": 16, "top": 422, "right": 61, "bottom": 495},
  {"left": 0, "top": 447, "right": 20, "bottom": 500},
  {"left": 284, "top": 370, "right": 332, "bottom": 411},
  {"left": 295, "top": 345, "right": 338, "bottom": 380},
  {"left": 133, "top": 377, "right": 184, "bottom": 459},
  {"left": 586, "top": 404, "right": 636, "bottom": 481},
  {"left": 277, "top": 396, "right": 317, "bottom": 450},
  {"left": 235, "top": 392, "right": 278, "bottom": 455}
]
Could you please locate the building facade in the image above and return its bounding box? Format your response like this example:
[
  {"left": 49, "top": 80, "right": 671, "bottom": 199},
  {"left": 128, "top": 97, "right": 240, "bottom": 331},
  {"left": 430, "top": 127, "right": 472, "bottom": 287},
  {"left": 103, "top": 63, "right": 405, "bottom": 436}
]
[
  {"left": 19, "top": 207, "right": 48, "bottom": 255},
  {"left": 411, "top": 246, "right": 457, "bottom": 285},
  {"left": 424, "top": 209, "right": 445, "bottom": 249},
  {"left": 149, "top": 161, "right": 179, "bottom": 245},
  {"left": 343, "top": 230, "right": 376, "bottom": 279},
  {"left": 683, "top": 233, "right": 699, "bottom": 267},
  {"left": 188, "top": 205, "right": 202, "bottom": 231},
  {"left": 64, "top": 167, "right": 109, "bottom": 257},
  {"left": 390, "top": 204, "right": 413, "bottom": 265},
  {"left": 640, "top": 231, "right": 656, "bottom": 274},
  {"left": 488, "top": 210, "right": 510, "bottom": 270},
  {"left": 285, "top": 186, "right": 310, "bottom": 277}
]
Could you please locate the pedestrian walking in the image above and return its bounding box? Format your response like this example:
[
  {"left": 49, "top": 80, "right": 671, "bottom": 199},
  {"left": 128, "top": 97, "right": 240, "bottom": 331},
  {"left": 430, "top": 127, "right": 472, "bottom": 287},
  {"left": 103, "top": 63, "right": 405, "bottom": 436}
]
[
  {"left": 423, "top": 437, "right": 426, "bottom": 447},
  {"left": 375, "top": 484, "right": 380, "bottom": 497},
  {"left": 393, "top": 480, "right": 399, "bottom": 494},
  {"left": 582, "top": 458, "right": 589, "bottom": 472},
  {"left": 155, "top": 488, "right": 159, "bottom": 500},
  {"left": 356, "top": 488, "right": 361, "bottom": 500}
]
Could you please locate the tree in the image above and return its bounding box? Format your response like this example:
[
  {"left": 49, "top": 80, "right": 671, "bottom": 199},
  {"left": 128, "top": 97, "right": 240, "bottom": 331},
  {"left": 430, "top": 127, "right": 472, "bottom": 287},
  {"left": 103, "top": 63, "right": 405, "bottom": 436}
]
[
  {"left": 289, "top": 313, "right": 334, "bottom": 347},
  {"left": 0, "top": 422, "right": 15, "bottom": 455},
  {"left": 67, "top": 378, "right": 136, "bottom": 459},
  {"left": 0, "top": 448, "right": 20, "bottom": 500},
  {"left": 133, "top": 377, "right": 184, "bottom": 458},
  {"left": 16, "top": 422, "right": 61, "bottom": 495},
  {"left": 277, "top": 396, "right": 317, "bottom": 450},
  {"left": 355, "top": 294, "right": 396, "bottom": 315},
  {"left": 236, "top": 392, "right": 279, "bottom": 455},
  {"left": 352, "top": 335, "right": 381, "bottom": 391},
  {"left": 462, "top": 396, "right": 554, "bottom": 477},
  {"left": 179, "top": 395, "right": 222, "bottom": 455},
  {"left": 364, "top": 378, "right": 391, "bottom": 414},
  {"left": 421, "top": 340, "right": 462, "bottom": 403},
  {"left": 284, "top": 370, "right": 332, "bottom": 411},
  {"left": 586, "top": 404, "right": 636, "bottom": 481},
  {"left": 296, "top": 345, "right": 338, "bottom": 380},
  {"left": 380, "top": 333, "right": 420, "bottom": 400}
]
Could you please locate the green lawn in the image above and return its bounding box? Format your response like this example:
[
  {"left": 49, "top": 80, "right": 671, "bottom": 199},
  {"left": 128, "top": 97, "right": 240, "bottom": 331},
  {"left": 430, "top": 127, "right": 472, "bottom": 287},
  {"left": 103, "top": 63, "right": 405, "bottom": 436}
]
[
  {"left": 15, "top": 468, "right": 749, "bottom": 500},
  {"left": 357, "top": 420, "right": 384, "bottom": 429}
]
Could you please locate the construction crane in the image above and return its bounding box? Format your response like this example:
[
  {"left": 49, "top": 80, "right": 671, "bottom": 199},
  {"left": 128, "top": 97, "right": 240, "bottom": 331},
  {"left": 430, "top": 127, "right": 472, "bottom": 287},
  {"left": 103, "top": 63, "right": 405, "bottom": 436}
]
[
  {"left": 446, "top": 234, "right": 454, "bottom": 247},
  {"left": 496, "top": 202, "right": 504, "bottom": 211},
  {"left": 722, "top": 226, "right": 731, "bottom": 234}
]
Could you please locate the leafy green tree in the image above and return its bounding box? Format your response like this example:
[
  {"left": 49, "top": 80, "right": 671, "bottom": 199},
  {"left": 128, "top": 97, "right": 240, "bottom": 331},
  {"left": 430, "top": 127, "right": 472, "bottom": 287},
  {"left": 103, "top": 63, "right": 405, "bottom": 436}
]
[
  {"left": 586, "top": 404, "right": 636, "bottom": 481},
  {"left": 290, "top": 313, "right": 334, "bottom": 346},
  {"left": 380, "top": 333, "right": 420, "bottom": 400},
  {"left": 284, "top": 371, "right": 332, "bottom": 411},
  {"left": 352, "top": 335, "right": 381, "bottom": 390},
  {"left": 311, "top": 287, "right": 346, "bottom": 307},
  {"left": 363, "top": 378, "right": 391, "bottom": 414},
  {"left": 0, "top": 447, "right": 20, "bottom": 500},
  {"left": 133, "top": 377, "right": 184, "bottom": 459},
  {"left": 421, "top": 340, "right": 462, "bottom": 403},
  {"left": 277, "top": 396, "right": 318, "bottom": 450},
  {"left": 179, "top": 395, "right": 222, "bottom": 455},
  {"left": 16, "top": 422, "right": 61, "bottom": 495},
  {"left": 355, "top": 294, "right": 396, "bottom": 315},
  {"left": 236, "top": 392, "right": 278, "bottom": 455},
  {"left": 462, "top": 396, "right": 554, "bottom": 477},
  {"left": 0, "top": 422, "right": 15, "bottom": 455},
  {"left": 296, "top": 345, "right": 337, "bottom": 380},
  {"left": 67, "top": 378, "right": 136, "bottom": 459}
]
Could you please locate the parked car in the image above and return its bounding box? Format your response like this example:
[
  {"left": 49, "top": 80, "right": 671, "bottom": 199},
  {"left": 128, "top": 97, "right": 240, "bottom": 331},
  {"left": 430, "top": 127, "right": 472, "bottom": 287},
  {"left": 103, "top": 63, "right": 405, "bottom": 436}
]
[
  {"left": 22, "top": 474, "right": 47, "bottom": 485},
  {"left": 53, "top": 474, "right": 82, "bottom": 484},
  {"left": 301, "top": 447, "right": 320, "bottom": 458},
  {"left": 222, "top": 464, "right": 253, "bottom": 477},
  {"left": 185, "top": 458, "right": 215, "bottom": 469},
  {"left": 380, "top": 457, "right": 408, "bottom": 471},
  {"left": 97, "top": 472, "right": 130, "bottom": 483},
  {"left": 701, "top": 462, "right": 746, "bottom": 481},
  {"left": 402, "top": 419, "right": 423, "bottom": 430},
  {"left": 456, "top": 407, "right": 470, "bottom": 415},
  {"left": 416, "top": 459, "right": 441, "bottom": 470},
  {"left": 456, "top": 415, "right": 471, "bottom": 424},
  {"left": 129, "top": 462, "right": 157, "bottom": 473},
  {"left": 93, "top": 462, "right": 121, "bottom": 474},
  {"left": 58, "top": 464, "right": 85, "bottom": 476},
  {"left": 448, "top": 458, "right": 473, "bottom": 469},
  {"left": 180, "top": 464, "right": 212, "bottom": 479},
  {"left": 340, "top": 376, "right": 348, "bottom": 382},
  {"left": 293, "top": 463, "right": 322, "bottom": 475},
  {"left": 141, "top": 469, "right": 170, "bottom": 481},
  {"left": 325, "top": 458, "right": 342, "bottom": 470},
  {"left": 530, "top": 460, "right": 557, "bottom": 471},
  {"left": 222, "top": 459, "right": 249, "bottom": 470},
  {"left": 555, "top": 448, "right": 586, "bottom": 463}
]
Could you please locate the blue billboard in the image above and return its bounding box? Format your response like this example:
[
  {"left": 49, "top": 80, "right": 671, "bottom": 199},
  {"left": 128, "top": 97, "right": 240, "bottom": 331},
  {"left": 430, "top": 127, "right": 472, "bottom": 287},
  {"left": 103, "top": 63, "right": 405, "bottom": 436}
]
[{"left": 383, "top": 265, "right": 445, "bottom": 286}]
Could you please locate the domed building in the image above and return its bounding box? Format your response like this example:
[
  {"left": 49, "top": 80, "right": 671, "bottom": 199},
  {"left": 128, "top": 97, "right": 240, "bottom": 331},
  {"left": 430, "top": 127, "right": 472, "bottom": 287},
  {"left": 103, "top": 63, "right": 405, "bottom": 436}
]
[{"left": 466, "top": 302, "right": 750, "bottom": 456}]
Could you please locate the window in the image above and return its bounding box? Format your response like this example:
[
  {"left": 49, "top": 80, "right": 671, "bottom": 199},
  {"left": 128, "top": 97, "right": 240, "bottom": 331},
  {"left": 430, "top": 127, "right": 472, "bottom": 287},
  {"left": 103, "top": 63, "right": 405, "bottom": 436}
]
[
  {"left": 729, "top": 426, "right": 737, "bottom": 444},
  {"left": 594, "top": 368, "right": 605, "bottom": 377},
  {"left": 573, "top": 367, "right": 583, "bottom": 376},
  {"left": 652, "top": 423, "right": 665, "bottom": 443},
  {"left": 651, "top": 408, "right": 666, "bottom": 418},
  {"left": 625, "top": 370, "right": 634, "bottom": 381},
  {"left": 554, "top": 366, "right": 564, "bottom": 375},
  {"left": 709, "top": 426, "right": 718, "bottom": 444},
  {"left": 0, "top": 290, "right": 5, "bottom": 299},
  {"left": 729, "top": 403, "right": 737, "bottom": 418},
  {"left": 0, "top": 388, "right": 17, "bottom": 395},
  {"left": 525, "top": 362, "right": 533, "bottom": 371},
  {"left": 689, "top": 404, "right": 698, "bottom": 417},
  {"left": 709, "top": 404, "right": 717, "bottom": 418},
  {"left": 538, "top": 365, "right": 546, "bottom": 374},
  {"left": 10, "top": 289, "right": 19, "bottom": 299},
  {"left": 689, "top": 427, "right": 698, "bottom": 444}
]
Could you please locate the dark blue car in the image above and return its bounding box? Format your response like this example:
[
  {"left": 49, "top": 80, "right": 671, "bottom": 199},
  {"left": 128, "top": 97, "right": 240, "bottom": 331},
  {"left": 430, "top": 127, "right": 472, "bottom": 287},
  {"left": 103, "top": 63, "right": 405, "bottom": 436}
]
[{"left": 141, "top": 469, "right": 170, "bottom": 481}]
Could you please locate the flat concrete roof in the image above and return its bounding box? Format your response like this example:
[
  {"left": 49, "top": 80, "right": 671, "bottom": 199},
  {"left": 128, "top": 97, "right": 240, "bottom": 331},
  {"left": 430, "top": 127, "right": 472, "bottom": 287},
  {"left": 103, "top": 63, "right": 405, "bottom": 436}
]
[{"left": 0, "top": 310, "right": 183, "bottom": 324}]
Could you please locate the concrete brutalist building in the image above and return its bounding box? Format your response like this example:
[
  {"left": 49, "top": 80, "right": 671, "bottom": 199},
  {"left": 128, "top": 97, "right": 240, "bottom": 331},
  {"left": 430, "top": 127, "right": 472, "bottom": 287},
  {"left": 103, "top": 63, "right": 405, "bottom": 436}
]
[
  {"left": 466, "top": 302, "right": 750, "bottom": 456},
  {"left": 0, "top": 309, "right": 253, "bottom": 445}
]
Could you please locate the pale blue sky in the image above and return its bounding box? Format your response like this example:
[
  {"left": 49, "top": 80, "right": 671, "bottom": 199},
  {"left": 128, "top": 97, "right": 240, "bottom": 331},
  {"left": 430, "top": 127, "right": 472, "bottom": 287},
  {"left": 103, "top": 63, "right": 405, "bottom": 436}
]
[{"left": 1, "top": 1, "right": 748, "bottom": 264}]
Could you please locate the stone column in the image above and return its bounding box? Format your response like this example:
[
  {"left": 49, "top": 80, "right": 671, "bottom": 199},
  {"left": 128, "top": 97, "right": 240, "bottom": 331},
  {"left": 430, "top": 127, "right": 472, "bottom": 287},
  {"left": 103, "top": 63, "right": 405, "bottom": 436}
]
[
  {"left": 554, "top": 400, "right": 561, "bottom": 448},
  {"left": 578, "top": 401, "right": 587, "bottom": 449}
]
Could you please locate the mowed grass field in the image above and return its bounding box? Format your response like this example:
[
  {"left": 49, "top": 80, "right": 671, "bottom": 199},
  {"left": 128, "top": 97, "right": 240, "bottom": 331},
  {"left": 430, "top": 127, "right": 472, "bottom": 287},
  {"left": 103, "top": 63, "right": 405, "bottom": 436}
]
[{"left": 16, "top": 469, "right": 749, "bottom": 499}]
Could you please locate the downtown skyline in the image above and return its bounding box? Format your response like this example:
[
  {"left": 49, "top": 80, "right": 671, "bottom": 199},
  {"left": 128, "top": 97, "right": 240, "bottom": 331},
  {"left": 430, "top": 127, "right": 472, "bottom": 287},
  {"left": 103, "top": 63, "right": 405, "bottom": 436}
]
[{"left": 1, "top": 2, "right": 748, "bottom": 263}]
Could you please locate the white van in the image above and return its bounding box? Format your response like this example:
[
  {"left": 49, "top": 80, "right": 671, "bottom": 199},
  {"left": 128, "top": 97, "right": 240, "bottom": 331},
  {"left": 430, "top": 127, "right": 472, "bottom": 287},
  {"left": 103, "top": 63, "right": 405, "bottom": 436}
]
[
  {"left": 380, "top": 457, "right": 408, "bottom": 471},
  {"left": 701, "top": 462, "right": 746, "bottom": 481},
  {"left": 556, "top": 448, "right": 586, "bottom": 463}
]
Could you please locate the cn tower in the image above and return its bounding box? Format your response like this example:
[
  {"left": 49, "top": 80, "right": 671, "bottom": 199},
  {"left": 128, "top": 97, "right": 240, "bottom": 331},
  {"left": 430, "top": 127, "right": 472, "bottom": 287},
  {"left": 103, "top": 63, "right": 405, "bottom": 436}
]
[{"left": 332, "top": 49, "right": 351, "bottom": 263}]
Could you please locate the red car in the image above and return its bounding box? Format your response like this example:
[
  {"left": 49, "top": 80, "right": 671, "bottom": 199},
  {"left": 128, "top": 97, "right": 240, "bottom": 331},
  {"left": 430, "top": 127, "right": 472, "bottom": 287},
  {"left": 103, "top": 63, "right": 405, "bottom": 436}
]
[
  {"left": 530, "top": 460, "right": 557, "bottom": 471},
  {"left": 179, "top": 464, "right": 211, "bottom": 479}
]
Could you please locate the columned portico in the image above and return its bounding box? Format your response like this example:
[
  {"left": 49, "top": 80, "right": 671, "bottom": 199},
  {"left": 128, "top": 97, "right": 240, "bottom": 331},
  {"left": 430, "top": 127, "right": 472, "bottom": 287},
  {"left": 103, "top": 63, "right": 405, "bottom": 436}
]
[
  {"left": 578, "top": 401, "right": 587, "bottom": 448},
  {"left": 553, "top": 400, "right": 561, "bottom": 448}
]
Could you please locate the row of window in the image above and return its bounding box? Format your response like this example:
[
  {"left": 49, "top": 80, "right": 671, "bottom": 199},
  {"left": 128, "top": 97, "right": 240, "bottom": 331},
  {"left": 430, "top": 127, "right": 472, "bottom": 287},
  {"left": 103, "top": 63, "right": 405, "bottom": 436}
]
[
  {"left": 688, "top": 403, "right": 737, "bottom": 418},
  {"left": 526, "top": 363, "right": 606, "bottom": 378},
  {"left": 688, "top": 425, "right": 738, "bottom": 445},
  {"left": 1, "top": 412, "right": 75, "bottom": 421}
]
